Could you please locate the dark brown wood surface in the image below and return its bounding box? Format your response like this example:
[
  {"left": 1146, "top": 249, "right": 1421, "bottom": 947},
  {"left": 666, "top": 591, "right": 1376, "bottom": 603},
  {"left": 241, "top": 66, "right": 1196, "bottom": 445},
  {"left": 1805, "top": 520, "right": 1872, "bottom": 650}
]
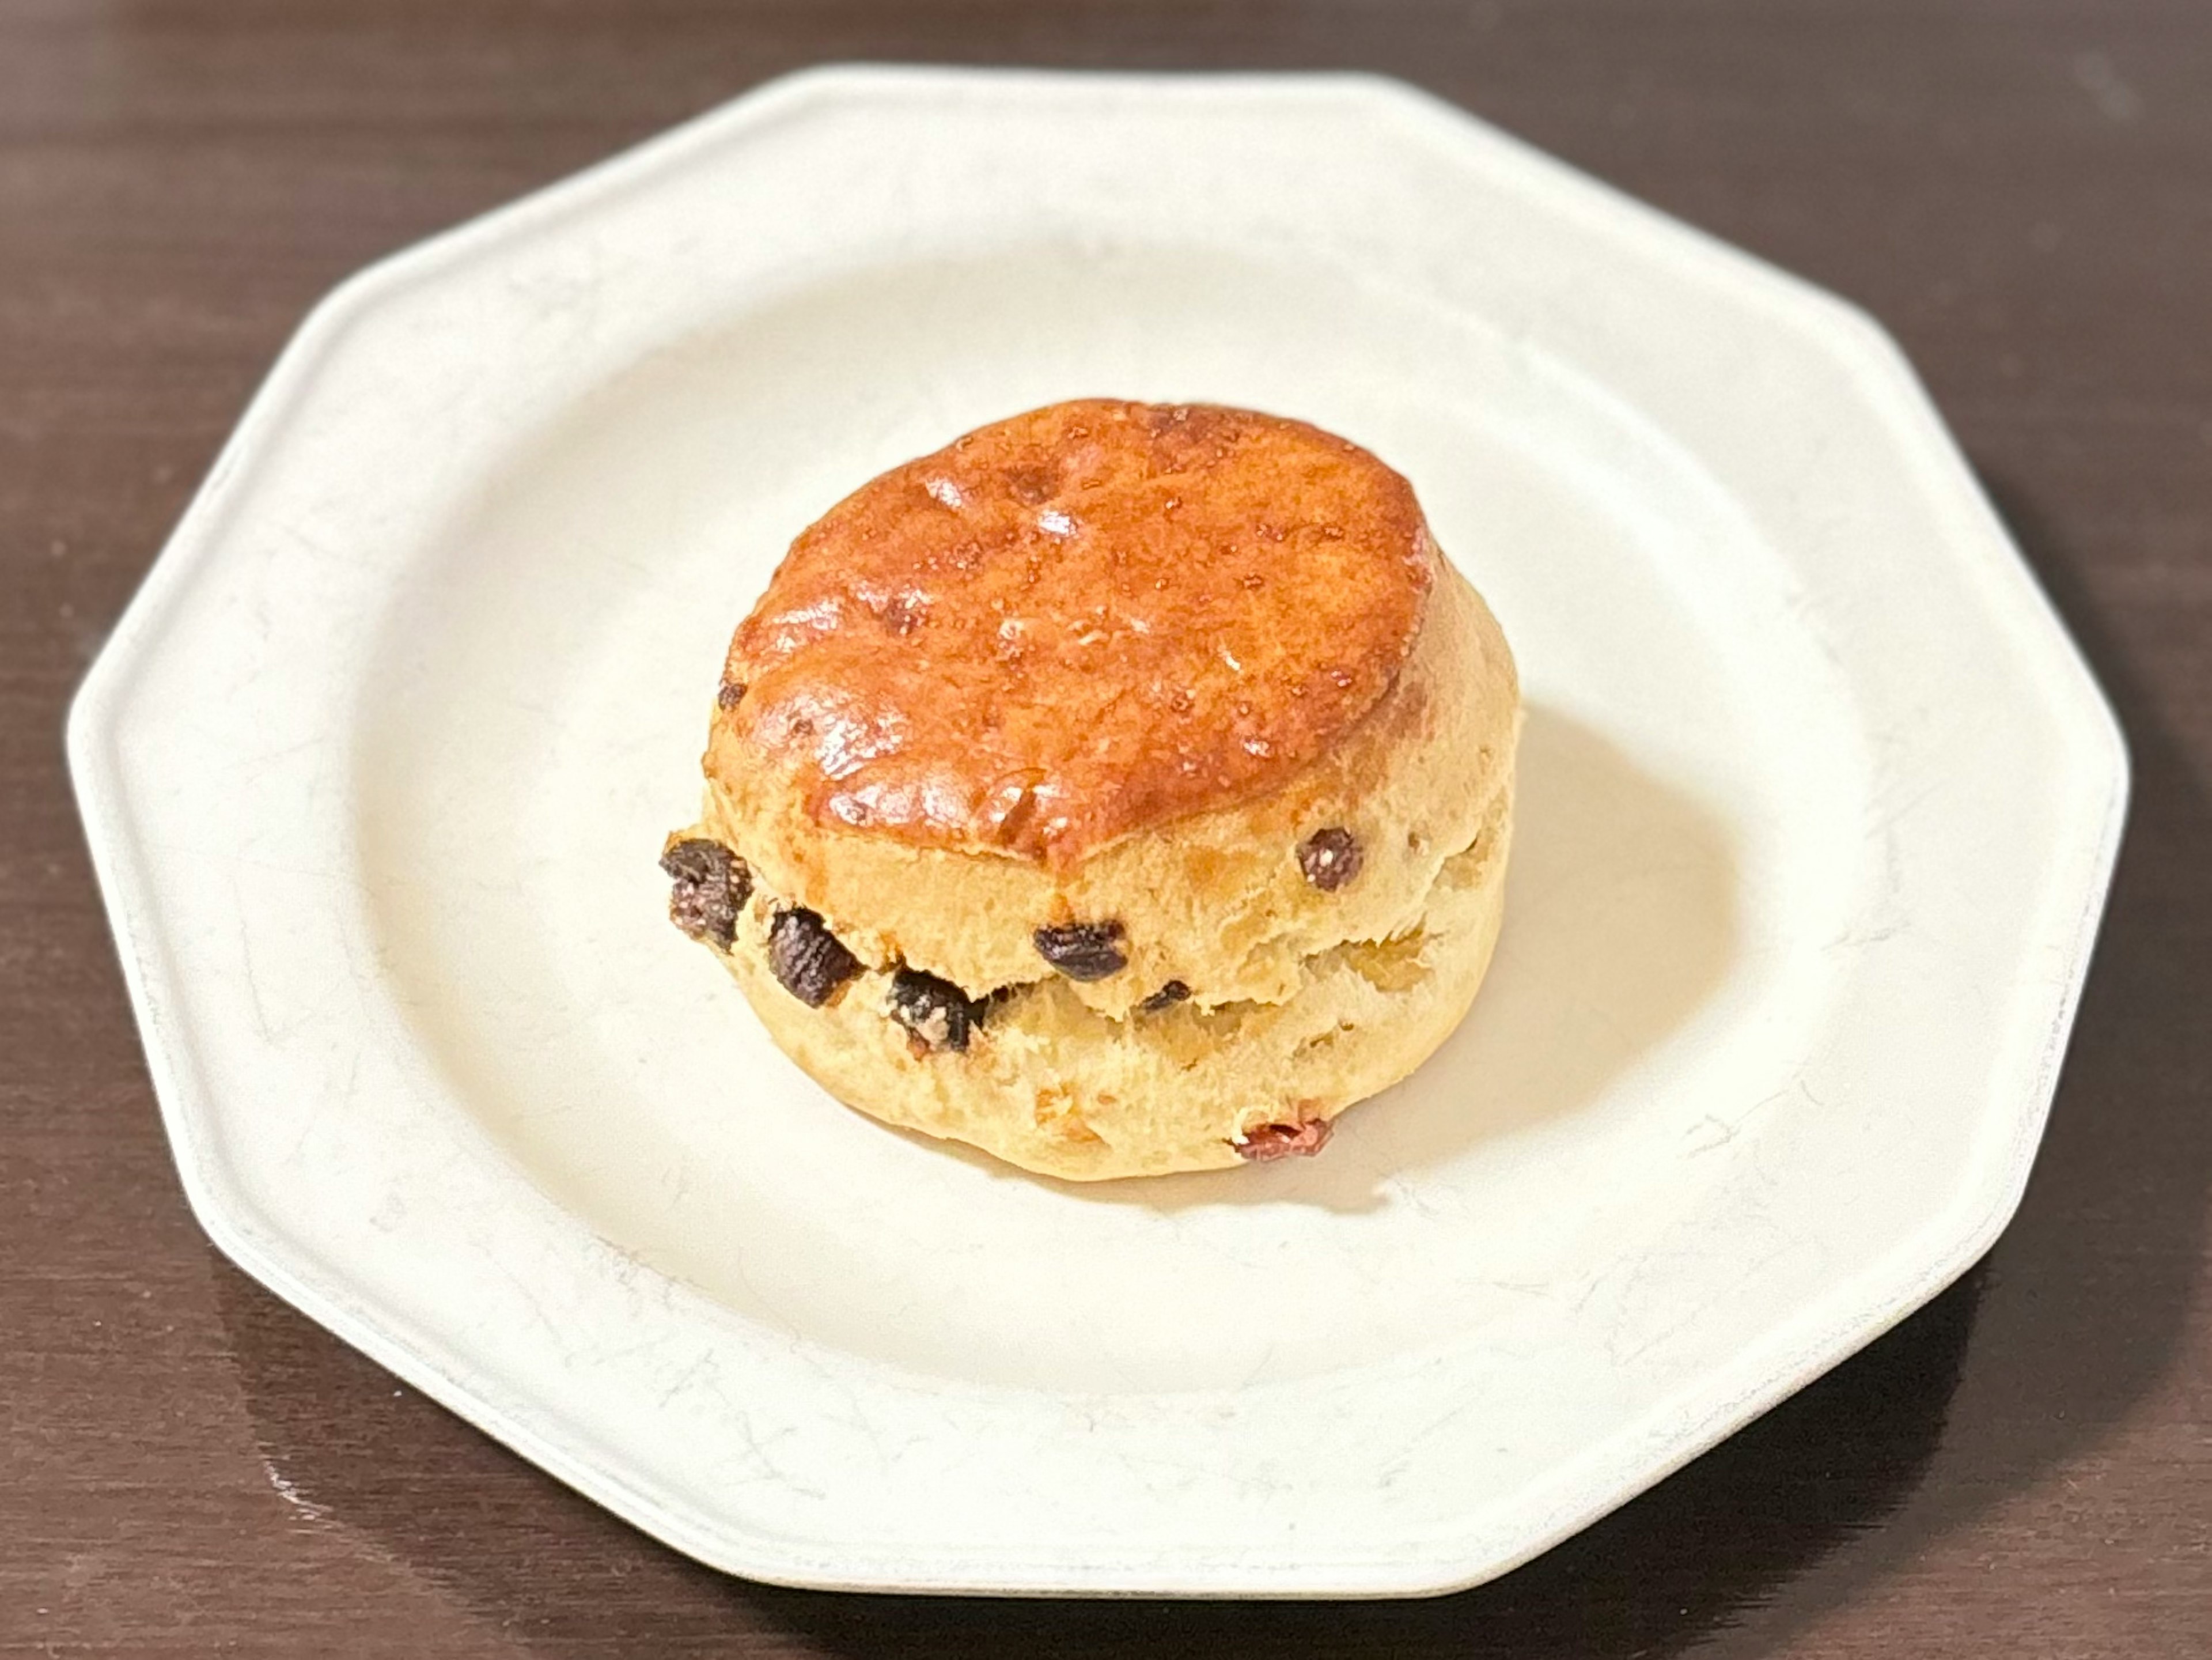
[{"left": 5, "top": 2, "right": 2207, "bottom": 1654}]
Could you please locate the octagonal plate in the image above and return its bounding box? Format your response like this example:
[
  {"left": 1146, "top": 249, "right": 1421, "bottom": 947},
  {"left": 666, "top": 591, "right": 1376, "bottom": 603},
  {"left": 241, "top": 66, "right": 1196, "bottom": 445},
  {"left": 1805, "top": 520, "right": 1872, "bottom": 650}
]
[{"left": 70, "top": 67, "right": 2124, "bottom": 1596}]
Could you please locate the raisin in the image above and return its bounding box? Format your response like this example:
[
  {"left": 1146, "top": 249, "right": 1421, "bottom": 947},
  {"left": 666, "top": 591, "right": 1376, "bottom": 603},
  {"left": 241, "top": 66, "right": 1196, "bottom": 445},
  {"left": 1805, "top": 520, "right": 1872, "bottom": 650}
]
[
  {"left": 716, "top": 679, "right": 747, "bottom": 710},
  {"left": 767, "top": 908, "right": 861, "bottom": 1006},
  {"left": 1234, "top": 1117, "right": 1334, "bottom": 1162},
  {"left": 660, "top": 838, "right": 749, "bottom": 950},
  {"left": 887, "top": 968, "right": 988, "bottom": 1053},
  {"left": 1297, "top": 827, "right": 1363, "bottom": 892},
  {"left": 1032, "top": 920, "right": 1128, "bottom": 981},
  {"left": 1141, "top": 980, "right": 1191, "bottom": 1012}
]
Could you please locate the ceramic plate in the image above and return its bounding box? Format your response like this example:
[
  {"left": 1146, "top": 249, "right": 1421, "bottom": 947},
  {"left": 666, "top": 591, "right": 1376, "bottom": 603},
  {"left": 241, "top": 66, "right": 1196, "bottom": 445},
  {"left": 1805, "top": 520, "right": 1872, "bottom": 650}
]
[{"left": 69, "top": 67, "right": 2126, "bottom": 1597}]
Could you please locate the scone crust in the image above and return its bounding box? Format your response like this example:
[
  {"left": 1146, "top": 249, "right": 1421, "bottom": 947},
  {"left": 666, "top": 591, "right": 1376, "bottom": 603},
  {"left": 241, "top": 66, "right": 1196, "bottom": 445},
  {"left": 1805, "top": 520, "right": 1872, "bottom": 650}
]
[
  {"left": 674, "top": 399, "right": 1521, "bottom": 1178},
  {"left": 719, "top": 399, "right": 1434, "bottom": 868}
]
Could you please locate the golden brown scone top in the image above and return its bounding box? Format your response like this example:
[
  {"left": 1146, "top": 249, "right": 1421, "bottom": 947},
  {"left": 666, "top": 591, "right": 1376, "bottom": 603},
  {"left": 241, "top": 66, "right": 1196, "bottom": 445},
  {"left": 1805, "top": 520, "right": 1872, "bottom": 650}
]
[{"left": 720, "top": 399, "right": 1437, "bottom": 868}]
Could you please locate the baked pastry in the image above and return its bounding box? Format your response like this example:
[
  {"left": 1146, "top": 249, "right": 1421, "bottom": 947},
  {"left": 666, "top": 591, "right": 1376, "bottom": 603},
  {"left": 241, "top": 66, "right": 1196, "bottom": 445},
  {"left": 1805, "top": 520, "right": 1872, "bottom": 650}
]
[{"left": 662, "top": 399, "right": 1518, "bottom": 1180}]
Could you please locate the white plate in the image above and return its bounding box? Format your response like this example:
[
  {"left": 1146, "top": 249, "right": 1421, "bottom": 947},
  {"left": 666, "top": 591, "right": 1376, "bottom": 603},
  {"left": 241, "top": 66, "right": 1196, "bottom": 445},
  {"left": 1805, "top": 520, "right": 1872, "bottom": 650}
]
[{"left": 70, "top": 67, "right": 2126, "bottom": 1597}]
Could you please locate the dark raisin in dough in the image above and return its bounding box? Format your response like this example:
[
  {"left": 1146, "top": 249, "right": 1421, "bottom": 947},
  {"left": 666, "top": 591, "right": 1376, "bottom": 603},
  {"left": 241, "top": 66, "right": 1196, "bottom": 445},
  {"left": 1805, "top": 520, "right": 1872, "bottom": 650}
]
[
  {"left": 767, "top": 907, "right": 862, "bottom": 1006},
  {"left": 660, "top": 838, "right": 750, "bottom": 950},
  {"left": 716, "top": 679, "right": 747, "bottom": 710},
  {"left": 1141, "top": 980, "right": 1191, "bottom": 1012},
  {"left": 1297, "top": 827, "right": 1363, "bottom": 892},
  {"left": 1032, "top": 920, "right": 1128, "bottom": 981},
  {"left": 887, "top": 968, "right": 989, "bottom": 1053}
]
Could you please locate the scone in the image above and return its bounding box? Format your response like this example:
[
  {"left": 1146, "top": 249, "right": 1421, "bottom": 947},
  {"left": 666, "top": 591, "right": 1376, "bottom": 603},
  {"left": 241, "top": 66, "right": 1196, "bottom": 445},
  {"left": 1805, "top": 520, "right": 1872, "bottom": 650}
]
[{"left": 662, "top": 399, "right": 1518, "bottom": 1181}]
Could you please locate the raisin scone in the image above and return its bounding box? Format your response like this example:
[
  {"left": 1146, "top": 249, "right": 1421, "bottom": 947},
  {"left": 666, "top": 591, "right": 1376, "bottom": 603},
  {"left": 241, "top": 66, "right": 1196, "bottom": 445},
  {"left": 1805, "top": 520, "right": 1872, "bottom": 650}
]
[{"left": 662, "top": 399, "right": 1518, "bottom": 1181}]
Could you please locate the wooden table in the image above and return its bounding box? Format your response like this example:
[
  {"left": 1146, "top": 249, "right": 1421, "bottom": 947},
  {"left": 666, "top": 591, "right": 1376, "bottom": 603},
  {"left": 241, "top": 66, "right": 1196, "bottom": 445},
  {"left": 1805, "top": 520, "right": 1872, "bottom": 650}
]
[{"left": 5, "top": 2, "right": 2207, "bottom": 1653}]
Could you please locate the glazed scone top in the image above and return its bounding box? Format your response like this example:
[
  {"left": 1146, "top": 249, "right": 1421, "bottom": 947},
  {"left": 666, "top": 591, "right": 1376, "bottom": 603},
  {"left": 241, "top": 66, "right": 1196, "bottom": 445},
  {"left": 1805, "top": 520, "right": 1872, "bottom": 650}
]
[{"left": 721, "top": 399, "right": 1437, "bottom": 868}]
